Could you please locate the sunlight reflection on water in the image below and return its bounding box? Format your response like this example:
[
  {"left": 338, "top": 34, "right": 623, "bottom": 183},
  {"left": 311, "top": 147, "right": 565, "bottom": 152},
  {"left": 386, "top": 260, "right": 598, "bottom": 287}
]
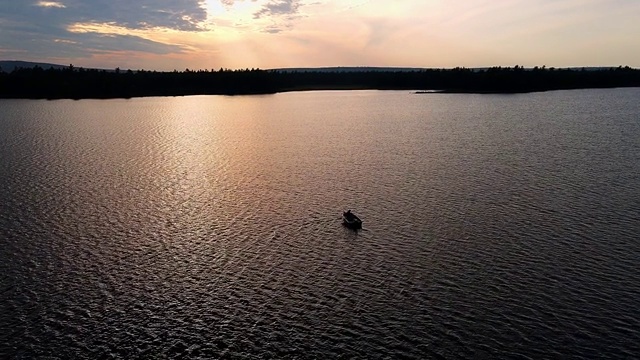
[{"left": 1, "top": 89, "right": 639, "bottom": 359}]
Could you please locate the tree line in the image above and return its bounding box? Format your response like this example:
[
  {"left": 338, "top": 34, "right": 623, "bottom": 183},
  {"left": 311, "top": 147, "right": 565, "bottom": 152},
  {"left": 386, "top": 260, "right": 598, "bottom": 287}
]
[{"left": 0, "top": 65, "right": 638, "bottom": 99}]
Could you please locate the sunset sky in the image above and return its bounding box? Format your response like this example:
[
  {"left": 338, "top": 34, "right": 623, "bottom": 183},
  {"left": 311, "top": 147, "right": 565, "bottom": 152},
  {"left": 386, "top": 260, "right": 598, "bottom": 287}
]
[{"left": 1, "top": 0, "right": 639, "bottom": 70}]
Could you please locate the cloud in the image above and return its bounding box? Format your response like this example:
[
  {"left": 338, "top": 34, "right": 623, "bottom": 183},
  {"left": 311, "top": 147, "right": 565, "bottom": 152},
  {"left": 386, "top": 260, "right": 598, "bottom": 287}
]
[
  {"left": 1, "top": 26, "right": 185, "bottom": 60},
  {"left": 79, "top": 0, "right": 209, "bottom": 31},
  {"left": 53, "top": 38, "right": 78, "bottom": 44},
  {"left": 261, "top": 23, "right": 292, "bottom": 33},
  {"left": 35, "top": 1, "right": 67, "bottom": 8},
  {"left": 7, "top": 1, "right": 209, "bottom": 32},
  {"left": 0, "top": 0, "right": 205, "bottom": 61},
  {"left": 79, "top": 33, "right": 187, "bottom": 55},
  {"left": 254, "top": 0, "right": 301, "bottom": 19}
]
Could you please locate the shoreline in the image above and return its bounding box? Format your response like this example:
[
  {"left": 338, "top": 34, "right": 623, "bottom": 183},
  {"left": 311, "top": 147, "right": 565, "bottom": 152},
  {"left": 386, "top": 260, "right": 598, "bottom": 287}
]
[
  {"left": 2, "top": 66, "right": 639, "bottom": 100},
  {"left": 1, "top": 85, "right": 638, "bottom": 101}
]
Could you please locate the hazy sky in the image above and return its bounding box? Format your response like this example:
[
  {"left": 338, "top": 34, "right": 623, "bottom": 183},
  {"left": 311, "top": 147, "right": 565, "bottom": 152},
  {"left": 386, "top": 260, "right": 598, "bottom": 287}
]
[{"left": 1, "top": 0, "right": 639, "bottom": 70}]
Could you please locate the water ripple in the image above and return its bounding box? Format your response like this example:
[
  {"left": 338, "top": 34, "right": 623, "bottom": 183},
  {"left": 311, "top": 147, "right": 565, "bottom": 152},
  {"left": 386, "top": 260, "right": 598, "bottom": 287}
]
[{"left": 1, "top": 90, "right": 640, "bottom": 359}]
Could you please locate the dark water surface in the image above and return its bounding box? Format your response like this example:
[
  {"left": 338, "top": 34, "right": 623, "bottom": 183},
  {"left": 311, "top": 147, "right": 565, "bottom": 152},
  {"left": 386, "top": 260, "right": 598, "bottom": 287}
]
[{"left": 1, "top": 89, "right": 639, "bottom": 359}]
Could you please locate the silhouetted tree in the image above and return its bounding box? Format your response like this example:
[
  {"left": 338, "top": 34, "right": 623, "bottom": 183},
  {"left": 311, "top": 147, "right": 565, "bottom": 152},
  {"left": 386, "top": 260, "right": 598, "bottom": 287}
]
[{"left": 1, "top": 65, "right": 639, "bottom": 99}]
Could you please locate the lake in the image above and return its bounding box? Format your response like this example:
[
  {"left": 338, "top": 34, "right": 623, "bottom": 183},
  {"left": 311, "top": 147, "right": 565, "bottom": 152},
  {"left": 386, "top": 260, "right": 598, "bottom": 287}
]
[{"left": 1, "top": 89, "right": 639, "bottom": 359}]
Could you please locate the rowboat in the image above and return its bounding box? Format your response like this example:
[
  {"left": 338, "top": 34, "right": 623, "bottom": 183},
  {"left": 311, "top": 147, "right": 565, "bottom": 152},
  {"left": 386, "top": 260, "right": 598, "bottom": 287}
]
[{"left": 342, "top": 210, "right": 362, "bottom": 229}]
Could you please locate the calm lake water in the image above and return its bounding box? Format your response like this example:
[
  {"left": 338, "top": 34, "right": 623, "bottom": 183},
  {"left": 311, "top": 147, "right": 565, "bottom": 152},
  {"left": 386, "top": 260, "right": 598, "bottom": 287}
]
[{"left": 1, "top": 89, "right": 639, "bottom": 359}]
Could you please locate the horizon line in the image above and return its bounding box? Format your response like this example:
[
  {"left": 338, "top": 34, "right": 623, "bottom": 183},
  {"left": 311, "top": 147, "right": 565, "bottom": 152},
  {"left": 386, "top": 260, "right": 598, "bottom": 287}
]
[{"left": 0, "top": 60, "right": 637, "bottom": 72}]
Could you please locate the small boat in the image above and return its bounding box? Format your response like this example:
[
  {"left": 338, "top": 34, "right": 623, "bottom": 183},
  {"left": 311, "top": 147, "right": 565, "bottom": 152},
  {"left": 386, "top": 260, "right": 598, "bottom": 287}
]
[{"left": 342, "top": 210, "right": 362, "bottom": 229}]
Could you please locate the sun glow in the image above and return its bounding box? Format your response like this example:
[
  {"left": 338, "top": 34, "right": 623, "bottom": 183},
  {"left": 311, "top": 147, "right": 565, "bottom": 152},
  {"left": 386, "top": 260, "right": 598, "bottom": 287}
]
[
  {"left": 205, "top": 0, "right": 263, "bottom": 17},
  {"left": 10, "top": 0, "right": 637, "bottom": 70}
]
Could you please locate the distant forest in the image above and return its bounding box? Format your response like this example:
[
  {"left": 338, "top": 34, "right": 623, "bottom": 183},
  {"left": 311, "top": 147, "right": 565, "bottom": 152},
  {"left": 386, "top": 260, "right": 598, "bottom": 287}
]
[{"left": 1, "top": 64, "right": 639, "bottom": 99}]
